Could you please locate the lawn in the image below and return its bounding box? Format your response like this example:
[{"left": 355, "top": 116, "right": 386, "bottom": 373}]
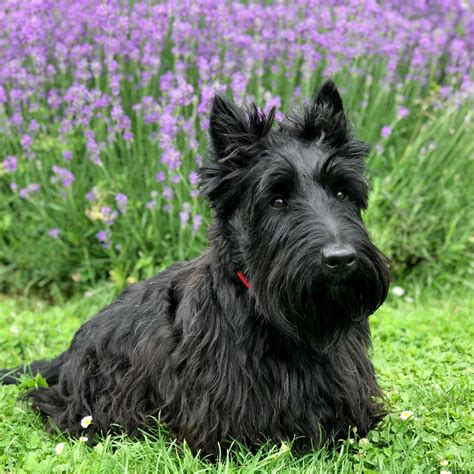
[
  {"left": 0, "top": 1, "right": 473, "bottom": 473},
  {"left": 1, "top": 284, "right": 472, "bottom": 473}
]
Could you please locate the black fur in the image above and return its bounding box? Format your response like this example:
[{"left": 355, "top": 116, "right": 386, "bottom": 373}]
[{"left": 1, "top": 80, "right": 389, "bottom": 456}]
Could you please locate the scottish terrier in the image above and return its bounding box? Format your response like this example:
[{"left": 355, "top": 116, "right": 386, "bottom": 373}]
[{"left": 1, "top": 80, "right": 389, "bottom": 455}]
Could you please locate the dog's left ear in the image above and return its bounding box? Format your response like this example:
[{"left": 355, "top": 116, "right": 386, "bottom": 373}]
[
  {"left": 312, "top": 80, "right": 344, "bottom": 115},
  {"left": 290, "top": 79, "right": 349, "bottom": 144}
]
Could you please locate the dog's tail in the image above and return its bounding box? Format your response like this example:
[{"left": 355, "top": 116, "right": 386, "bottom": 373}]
[{"left": 0, "top": 355, "right": 64, "bottom": 385}]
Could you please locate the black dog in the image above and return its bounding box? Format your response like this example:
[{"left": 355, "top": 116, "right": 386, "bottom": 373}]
[{"left": 1, "top": 81, "right": 389, "bottom": 455}]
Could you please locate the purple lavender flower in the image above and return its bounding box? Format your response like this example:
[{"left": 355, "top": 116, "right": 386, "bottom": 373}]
[
  {"left": 192, "top": 214, "right": 202, "bottom": 234},
  {"left": 161, "top": 146, "right": 181, "bottom": 170},
  {"left": 146, "top": 200, "right": 156, "bottom": 209},
  {"left": 0, "top": 0, "right": 471, "bottom": 263},
  {"left": 21, "top": 135, "right": 33, "bottom": 150},
  {"left": 101, "top": 207, "right": 118, "bottom": 226},
  {"left": 275, "top": 112, "right": 285, "bottom": 122},
  {"left": 29, "top": 120, "right": 40, "bottom": 133},
  {"left": 84, "top": 129, "right": 102, "bottom": 165},
  {"left": 115, "top": 193, "right": 128, "bottom": 214},
  {"left": 96, "top": 229, "right": 111, "bottom": 247},
  {"left": 439, "top": 86, "right": 451, "bottom": 98},
  {"left": 48, "top": 228, "right": 61, "bottom": 239},
  {"left": 171, "top": 174, "right": 180, "bottom": 184},
  {"left": 264, "top": 94, "right": 281, "bottom": 114},
  {"left": 179, "top": 211, "right": 189, "bottom": 226},
  {"left": 11, "top": 113, "right": 22, "bottom": 128},
  {"left": 231, "top": 72, "right": 248, "bottom": 103},
  {"left": 108, "top": 211, "right": 119, "bottom": 226},
  {"left": 398, "top": 107, "right": 410, "bottom": 119},
  {"left": 381, "top": 126, "right": 392, "bottom": 138},
  {"left": 178, "top": 202, "right": 193, "bottom": 226},
  {"left": 3, "top": 156, "right": 17, "bottom": 173},
  {"left": 163, "top": 187, "right": 173, "bottom": 201},
  {"left": 189, "top": 171, "right": 199, "bottom": 186},
  {"left": 132, "top": 103, "right": 142, "bottom": 113},
  {"left": 19, "top": 183, "right": 40, "bottom": 199},
  {"left": 375, "top": 144, "right": 385, "bottom": 155},
  {"left": 52, "top": 165, "right": 75, "bottom": 188},
  {"left": 123, "top": 131, "right": 134, "bottom": 141},
  {"left": 198, "top": 85, "right": 216, "bottom": 114},
  {"left": 160, "top": 71, "right": 174, "bottom": 93},
  {"left": 96, "top": 230, "right": 107, "bottom": 242},
  {"left": 47, "top": 90, "right": 61, "bottom": 109},
  {"left": 85, "top": 190, "right": 97, "bottom": 201}
]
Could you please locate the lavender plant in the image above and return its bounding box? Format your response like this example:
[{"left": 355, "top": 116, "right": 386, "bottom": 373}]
[{"left": 0, "top": 0, "right": 473, "bottom": 295}]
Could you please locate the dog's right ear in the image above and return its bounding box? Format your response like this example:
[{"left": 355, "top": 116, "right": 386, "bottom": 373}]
[
  {"left": 201, "top": 94, "right": 275, "bottom": 214},
  {"left": 209, "top": 94, "right": 248, "bottom": 161}
]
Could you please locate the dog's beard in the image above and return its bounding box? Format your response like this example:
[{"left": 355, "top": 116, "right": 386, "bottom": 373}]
[{"left": 251, "top": 245, "right": 389, "bottom": 346}]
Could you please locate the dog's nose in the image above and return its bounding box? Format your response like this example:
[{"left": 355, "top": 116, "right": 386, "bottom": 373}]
[{"left": 321, "top": 245, "right": 357, "bottom": 273}]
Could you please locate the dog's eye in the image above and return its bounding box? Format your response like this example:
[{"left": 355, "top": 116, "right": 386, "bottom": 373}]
[
  {"left": 271, "top": 197, "right": 288, "bottom": 209},
  {"left": 335, "top": 191, "right": 347, "bottom": 201}
]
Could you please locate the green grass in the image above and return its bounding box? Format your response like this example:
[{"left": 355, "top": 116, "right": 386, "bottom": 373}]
[{"left": 0, "top": 285, "right": 472, "bottom": 473}]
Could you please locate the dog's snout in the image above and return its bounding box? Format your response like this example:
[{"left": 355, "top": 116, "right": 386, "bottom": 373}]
[{"left": 321, "top": 245, "right": 357, "bottom": 273}]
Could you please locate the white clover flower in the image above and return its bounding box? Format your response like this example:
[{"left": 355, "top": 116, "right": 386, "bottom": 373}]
[
  {"left": 359, "top": 438, "right": 369, "bottom": 445},
  {"left": 439, "top": 460, "right": 449, "bottom": 467},
  {"left": 400, "top": 410, "right": 413, "bottom": 420},
  {"left": 55, "top": 442, "right": 65, "bottom": 454},
  {"left": 405, "top": 296, "right": 414, "bottom": 304},
  {"left": 79, "top": 436, "right": 88, "bottom": 442},
  {"left": 348, "top": 438, "right": 355, "bottom": 444},
  {"left": 80, "top": 415, "right": 93, "bottom": 428},
  {"left": 440, "top": 471, "right": 451, "bottom": 474},
  {"left": 10, "top": 324, "right": 19, "bottom": 334},
  {"left": 391, "top": 286, "right": 405, "bottom": 297}
]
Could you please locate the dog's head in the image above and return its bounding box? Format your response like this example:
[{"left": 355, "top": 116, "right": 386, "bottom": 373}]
[{"left": 200, "top": 81, "right": 389, "bottom": 344}]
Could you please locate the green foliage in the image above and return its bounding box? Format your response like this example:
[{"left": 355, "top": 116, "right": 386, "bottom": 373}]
[
  {"left": 363, "top": 87, "right": 474, "bottom": 289},
  {"left": 0, "top": 289, "right": 472, "bottom": 472},
  {"left": 1, "top": 64, "right": 473, "bottom": 298}
]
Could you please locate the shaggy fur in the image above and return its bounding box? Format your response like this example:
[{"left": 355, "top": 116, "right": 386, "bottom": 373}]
[{"left": 1, "top": 80, "right": 389, "bottom": 456}]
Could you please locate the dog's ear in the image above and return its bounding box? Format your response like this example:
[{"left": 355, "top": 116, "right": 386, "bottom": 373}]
[
  {"left": 283, "top": 79, "right": 348, "bottom": 144},
  {"left": 201, "top": 95, "right": 275, "bottom": 214},
  {"left": 209, "top": 94, "right": 248, "bottom": 160},
  {"left": 311, "top": 81, "right": 370, "bottom": 161},
  {"left": 312, "top": 80, "right": 344, "bottom": 115},
  {"left": 209, "top": 94, "right": 275, "bottom": 161}
]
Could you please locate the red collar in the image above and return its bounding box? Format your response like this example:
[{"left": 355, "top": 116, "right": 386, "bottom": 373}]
[{"left": 236, "top": 271, "right": 251, "bottom": 289}]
